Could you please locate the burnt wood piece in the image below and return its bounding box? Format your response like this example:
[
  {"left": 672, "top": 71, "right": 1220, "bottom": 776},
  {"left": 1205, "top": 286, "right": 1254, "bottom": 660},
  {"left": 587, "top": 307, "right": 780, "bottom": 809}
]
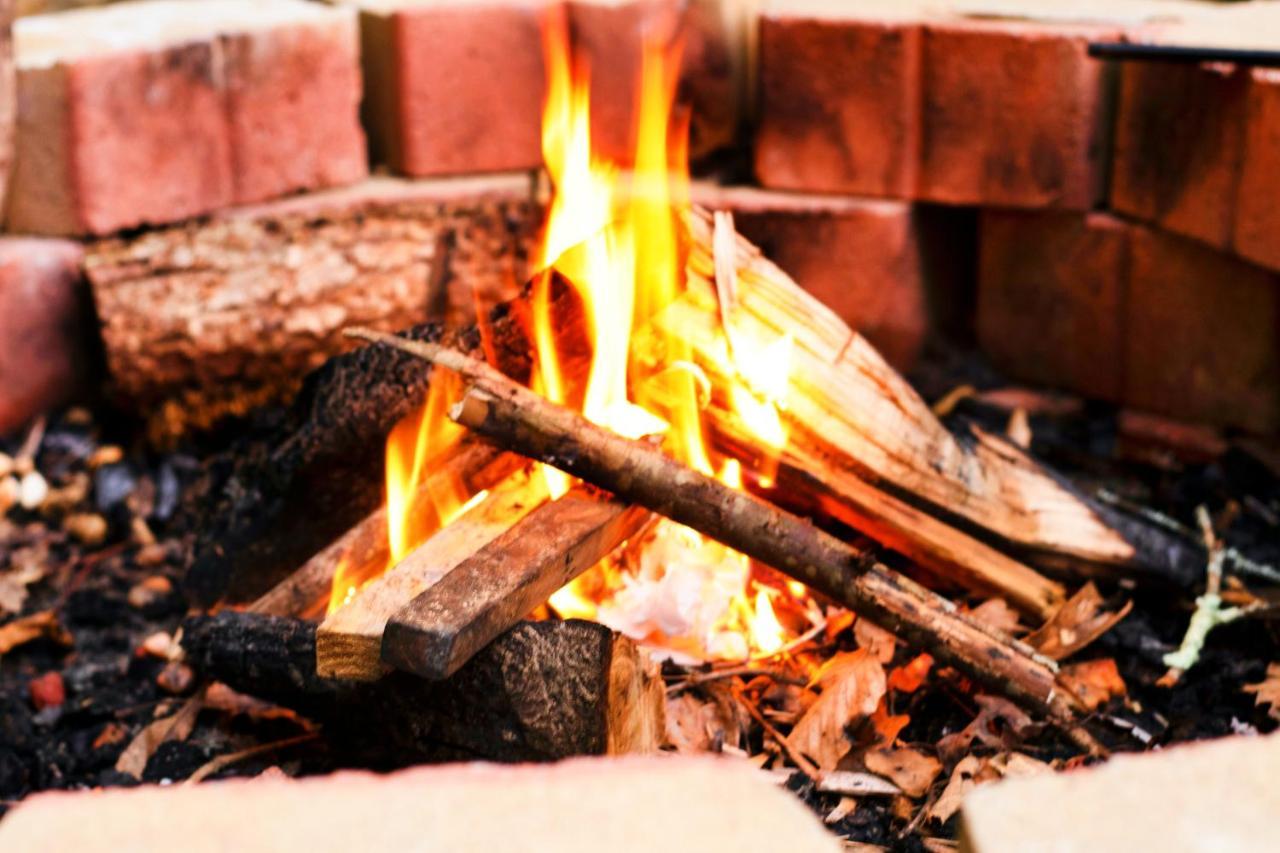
[
  {"left": 250, "top": 443, "right": 521, "bottom": 621},
  {"left": 345, "top": 330, "right": 1101, "bottom": 754},
  {"left": 384, "top": 487, "right": 653, "bottom": 680},
  {"left": 181, "top": 612, "right": 664, "bottom": 764},
  {"left": 184, "top": 272, "right": 585, "bottom": 607},
  {"left": 674, "top": 207, "right": 1201, "bottom": 587},
  {"left": 316, "top": 473, "right": 549, "bottom": 681}
]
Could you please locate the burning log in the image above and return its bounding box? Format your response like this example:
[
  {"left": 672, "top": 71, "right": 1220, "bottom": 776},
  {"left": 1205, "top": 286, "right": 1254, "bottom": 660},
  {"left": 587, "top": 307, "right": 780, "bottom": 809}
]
[
  {"left": 183, "top": 611, "right": 664, "bottom": 763},
  {"left": 344, "top": 329, "right": 1101, "bottom": 754},
  {"left": 383, "top": 487, "right": 653, "bottom": 680},
  {"left": 669, "top": 208, "right": 1202, "bottom": 588}
]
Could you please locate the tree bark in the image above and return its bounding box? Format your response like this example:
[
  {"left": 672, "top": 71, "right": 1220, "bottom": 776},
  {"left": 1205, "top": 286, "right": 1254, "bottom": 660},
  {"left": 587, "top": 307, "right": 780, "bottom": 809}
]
[{"left": 0, "top": 0, "right": 13, "bottom": 215}]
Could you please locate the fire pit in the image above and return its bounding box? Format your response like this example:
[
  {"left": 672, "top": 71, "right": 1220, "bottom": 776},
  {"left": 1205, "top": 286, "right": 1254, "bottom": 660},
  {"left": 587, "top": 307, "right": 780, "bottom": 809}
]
[{"left": 1, "top": 0, "right": 1279, "bottom": 849}]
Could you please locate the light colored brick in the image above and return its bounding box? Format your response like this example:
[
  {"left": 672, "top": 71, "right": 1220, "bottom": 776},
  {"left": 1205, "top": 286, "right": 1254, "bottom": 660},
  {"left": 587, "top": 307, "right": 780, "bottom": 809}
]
[
  {"left": 0, "top": 237, "right": 90, "bottom": 437},
  {"left": 977, "top": 211, "right": 1127, "bottom": 401},
  {"left": 6, "top": 0, "right": 365, "bottom": 236},
  {"left": 0, "top": 756, "right": 841, "bottom": 853},
  {"left": 961, "top": 732, "right": 1280, "bottom": 852}
]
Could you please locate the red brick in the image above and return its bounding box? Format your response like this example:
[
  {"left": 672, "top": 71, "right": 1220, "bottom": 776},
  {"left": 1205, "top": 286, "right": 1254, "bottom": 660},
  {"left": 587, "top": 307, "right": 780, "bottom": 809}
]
[
  {"left": 754, "top": 4, "right": 921, "bottom": 197},
  {"left": 1126, "top": 226, "right": 1280, "bottom": 433},
  {"left": 691, "top": 184, "right": 939, "bottom": 371},
  {"left": 6, "top": 0, "right": 366, "bottom": 236},
  {"left": 0, "top": 237, "right": 91, "bottom": 437},
  {"left": 222, "top": 10, "right": 368, "bottom": 205},
  {"left": 1234, "top": 69, "right": 1280, "bottom": 271},
  {"left": 919, "top": 19, "right": 1115, "bottom": 209},
  {"left": 977, "top": 211, "right": 1127, "bottom": 401},
  {"left": 1110, "top": 60, "right": 1251, "bottom": 250}
]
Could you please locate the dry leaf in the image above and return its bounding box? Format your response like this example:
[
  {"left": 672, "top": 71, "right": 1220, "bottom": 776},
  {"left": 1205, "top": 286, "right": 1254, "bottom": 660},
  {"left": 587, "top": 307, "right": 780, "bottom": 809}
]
[
  {"left": 870, "top": 704, "right": 911, "bottom": 745},
  {"left": 854, "top": 618, "right": 897, "bottom": 663},
  {"left": 1026, "top": 583, "right": 1132, "bottom": 660},
  {"left": 1244, "top": 662, "right": 1280, "bottom": 721},
  {"left": 936, "top": 696, "right": 1033, "bottom": 763},
  {"left": 787, "top": 649, "right": 887, "bottom": 771},
  {"left": 969, "top": 599, "right": 1021, "bottom": 635},
  {"left": 888, "top": 653, "right": 934, "bottom": 694},
  {"left": 115, "top": 689, "right": 205, "bottom": 779},
  {"left": 864, "top": 747, "right": 942, "bottom": 798},
  {"left": 204, "top": 682, "right": 309, "bottom": 726},
  {"left": 0, "top": 610, "right": 72, "bottom": 656},
  {"left": 988, "top": 751, "right": 1052, "bottom": 779},
  {"left": 824, "top": 796, "right": 858, "bottom": 825},
  {"left": 184, "top": 732, "right": 316, "bottom": 786},
  {"left": 1005, "top": 407, "right": 1033, "bottom": 449},
  {"left": 664, "top": 690, "right": 743, "bottom": 754},
  {"left": 1059, "top": 658, "right": 1127, "bottom": 711},
  {"left": 927, "top": 756, "right": 999, "bottom": 824}
]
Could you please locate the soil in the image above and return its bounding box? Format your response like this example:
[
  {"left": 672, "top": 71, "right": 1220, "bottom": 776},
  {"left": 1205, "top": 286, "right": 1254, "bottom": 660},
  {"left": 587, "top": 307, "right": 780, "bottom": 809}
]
[{"left": 1, "top": 345, "right": 1277, "bottom": 850}]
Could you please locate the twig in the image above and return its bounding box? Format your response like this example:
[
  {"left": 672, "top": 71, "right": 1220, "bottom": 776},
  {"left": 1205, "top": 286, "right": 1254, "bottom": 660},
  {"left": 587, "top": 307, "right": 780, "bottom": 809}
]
[
  {"left": 183, "top": 732, "right": 319, "bottom": 785},
  {"left": 666, "top": 666, "right": 806, "bottom": 696},
  {"left": 734, "top": 685, "right": 820, "bottom": 781}
]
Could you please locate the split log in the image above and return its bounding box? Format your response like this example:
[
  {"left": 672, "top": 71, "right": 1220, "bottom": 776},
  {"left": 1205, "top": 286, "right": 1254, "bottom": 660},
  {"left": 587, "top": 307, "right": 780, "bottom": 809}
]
[
  {"left": 85, "top": 175, "right": 540, "bottom": 443},
  {"left": 345, "top": 330, "right": 1100, "bottom": 753},
  {"left": 383, "top": 487, "right": 653, "bottom": 680},
  {"left": 249, "top": 442, "right": 520, "bottom": 620},
  {"left": 0, "top": 0, "right": 13, "bottom": 214},
  {"left": 182, "top": 611, "right": 665, "bottom": 764},
  {"left": 316, "top": 472, "right": 549, "bottom": 680},
  {"left": 671, "top": 207, "right": 1202, "bottom": 587}
]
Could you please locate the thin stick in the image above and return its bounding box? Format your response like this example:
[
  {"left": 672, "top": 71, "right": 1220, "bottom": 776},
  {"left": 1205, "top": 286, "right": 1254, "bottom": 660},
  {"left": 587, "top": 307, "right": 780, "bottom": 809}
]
[
  {"left": 735, "top": 685, "right": 821, "bottom": 780},
  {"left": 345, "top": 329, "right": 1102, "bottom": 755},
  {"left": 183, "top": 732, "right": 319, "bottom": 786}
]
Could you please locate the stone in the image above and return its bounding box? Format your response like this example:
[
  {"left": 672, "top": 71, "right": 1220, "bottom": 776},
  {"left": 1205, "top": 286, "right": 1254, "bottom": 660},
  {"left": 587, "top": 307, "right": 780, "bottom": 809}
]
[
  {"left": 0, "top": 238, "right": 91, "bottom": 438},
  {"left": 27, "top": 671, "right": 64, "bottom": 711}
]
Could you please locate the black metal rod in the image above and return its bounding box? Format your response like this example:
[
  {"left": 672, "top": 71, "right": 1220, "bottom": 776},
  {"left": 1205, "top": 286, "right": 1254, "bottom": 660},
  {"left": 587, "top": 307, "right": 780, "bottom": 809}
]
[{"left": 1089, "top": 42, "right": 1280, "bottom": 67}]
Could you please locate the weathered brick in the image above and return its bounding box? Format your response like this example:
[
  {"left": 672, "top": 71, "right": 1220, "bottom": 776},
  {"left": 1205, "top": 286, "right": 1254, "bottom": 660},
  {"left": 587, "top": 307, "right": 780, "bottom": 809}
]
[
  {"left": 222, "top": 9, "right": 367, "bottom": 205},
  {"left": 1111, "top": 60, "right": 1250, "bottom": 251},
  {"left": 754, "top": 1, "right": 921, "bottom": 197},
  {"left": 919, "top": 19, "right": 1115, "bottom": 209},
  {"left": 1234, "top": 69, "right": 1280, "bottom": 271},
  {"left": 0, "top": 237, "right": 92, "bottom": 437},
  {"left": 977, "top": 211, "right": 1127, "bottom": 401},
  {"left": 691, "top": 184, "right": 949, "bottom": 371},
  {"left": 1125, "top": 226, "right": 1280, "bottom": 434},
  {"left": 6, "top": 0, "right": 365, "bottom": 236}
]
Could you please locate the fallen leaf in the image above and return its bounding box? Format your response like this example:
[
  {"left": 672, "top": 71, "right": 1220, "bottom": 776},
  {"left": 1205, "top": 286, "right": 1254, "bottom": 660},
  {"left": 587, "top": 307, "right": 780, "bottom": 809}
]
[
  {"left": 888, "top": 653, "right": 934, "bottom": 694},
  {"left": 824, "top": 796, "right": 857, "bottom": 825},
  {"left": 864, "top": 747, "right": 942, "bottom": 798},
  {"left": 115, "top": 688, "right": 205, "bottom": 779},
  {"left": 1244, "top": 662, "right": 1280, "bottom": 721},
  {"left": 854, "top": 618, "right": 898, "bottom": 663},
  {"left": 870, "top": 703, "right": 911, "bottom": 745},
  {"left": 93, "top": 722, "right": 129, "bottom": 750},
  {"left": 1006, "top": 407, "right": 1032, "bottom": 449},
  {"left": 927, "top": 756, "right": 999, "bottom": 824},
  {"left": 1059, "top": 658, "right": 1127, "bottom": 711},
  {"left": 664, "top": 690, "right": 743, "bottom": 754},
  {"left": 787, "top": 649, "right": 887, "bottom": 771},
  {"left": 936, "top": 695, "right": 1033, "bottom": 764},
  {"left": 988, "top": 751, "right": 1052, "bottom": 779},
  {"left": 969, "top": 599, "right": 1021, "bottom": 635},
  {"left": 817, "top": 770, "right": 901, "bottom": 797},
  {"left": 1025, "top": 583, "right": 1132, "bottom": 660},
  {"left": 204, "top": 682, "right": 310, "bottom": 726},
  {"left": 184, "top": 732, "right": 317, "bottom": 786},
  {"left": 0, "top": 556, "right": 44, "bottom": 616},
  {"left": 0, "top": 610, "right": 73, "bottom": 656}
]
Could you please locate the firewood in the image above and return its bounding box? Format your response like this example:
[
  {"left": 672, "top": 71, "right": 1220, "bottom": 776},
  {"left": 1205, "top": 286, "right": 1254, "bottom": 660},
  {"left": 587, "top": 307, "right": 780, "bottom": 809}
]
[
  {"left": 249, "top": 442, "right": 520, "bottom": 620},
  {"left": 383, "top": 487, "right": 653, "bottom": 680},
  {"left": 316, "top": 471, "right": 548, "bottom": 680},
  {"left": 0, "top": 0, "right": 12, "bottom": 214},
  {"left": 183, "top": 612, "right": 664, "bottom": 763},
  {"left": 344, "top": 329, "right": 1101, "bottom": 754},
  {"left": 671, "top": 207, "right": 1202, "bottom": 588}
]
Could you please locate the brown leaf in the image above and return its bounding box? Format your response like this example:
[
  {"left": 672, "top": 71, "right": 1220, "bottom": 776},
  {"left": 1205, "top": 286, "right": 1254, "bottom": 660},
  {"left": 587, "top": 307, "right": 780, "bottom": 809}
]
[
  {"left": 115, "top": 689, "right": 205, "bottom": 779},
  {"left": 936, "top": 695, "right": 1033, "bottom": 764},
  {"left": 787, "top": 649, "right": 887, "bottom": 771},
  {"left": 1059, "top": 658, "right": 1127, "bottom": 711},
  {"left": 203, "top": 682, "right": 310, "bottom": 726},
  {"left": 988, "top": 751, "right": 1052, "bottom": 779},
  {"left": 854, "top": 618, "right": 897, "bottom": 663},
  {"left": 1025, "top": 583, "right": 1131, "bottom": 660},
  {"left": 864, "top": 747, "right": 942, "bottom": 798},
  {"left": 927, "top": 756, "right": 999, "bottom": 824},
  {"left": 1244, "top": 662, "right": 1280, "bottom": 721},
  {"left": 1006, "top": 407, "right": 1032, "bottom": 449},
  {"left": 0, "top": 610, "right": 72, "bottom": 656},
  {"left": 664, "top": 690, "right": 743, "bottom": 754},
  {"left": 969, "top": 599, "right": 1021, "bottom": 635}
]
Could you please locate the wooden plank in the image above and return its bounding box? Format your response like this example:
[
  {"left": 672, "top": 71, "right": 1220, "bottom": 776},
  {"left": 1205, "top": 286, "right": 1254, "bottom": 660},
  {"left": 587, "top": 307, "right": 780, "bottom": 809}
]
[
  {"left": 383, "top": 487, "right": 652, "bottom": 679},
  {"left": 315, "top": 470, "right": 548, "bottom": 680}
]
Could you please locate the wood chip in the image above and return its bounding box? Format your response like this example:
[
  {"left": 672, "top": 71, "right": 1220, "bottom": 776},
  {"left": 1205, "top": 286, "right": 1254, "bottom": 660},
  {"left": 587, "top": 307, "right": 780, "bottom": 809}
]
[{"left": 817, "top": 771, "right": 901, "bottom": 797}]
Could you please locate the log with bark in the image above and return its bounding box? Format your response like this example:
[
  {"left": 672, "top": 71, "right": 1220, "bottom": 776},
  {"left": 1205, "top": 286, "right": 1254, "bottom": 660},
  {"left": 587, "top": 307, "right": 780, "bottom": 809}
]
[
  {"left": 0, "top": 0, "right": 13, "bottom": 215},
  {"left": 344, "top": 329, "right": 1102, "bottom": 754},
  {"left": 85, "top": 175, "right": 540, "bottom": 443},
  {"left": 182, "top": 611, "right": 664, "bottom": 764}
]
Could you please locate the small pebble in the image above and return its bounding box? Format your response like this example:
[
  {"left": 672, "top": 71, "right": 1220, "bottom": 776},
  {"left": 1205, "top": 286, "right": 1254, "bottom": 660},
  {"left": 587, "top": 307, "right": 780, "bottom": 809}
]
[
  {"left": 140, "top": 631, "right": 175, "bottom": 659},
  {"left": 127, "top": 576, "right": 173, "bottom": 610},
  {"left": 88, "top": 445, "right": 124, "bottom": 469},
  {"left": 134, "top": 542, "right": 169, "bottom": 567},
  {"left": 65, "top": 512, "right": 109, "bottom": 546},
  {"left": 19, "top": 470, "right": 48, "bottom": 510},
  {"left": 156, "top": 661, "right": 194, "bottom": 694},
  {"left": 0, "top": 452, "right": 12, "bottom": 479},
  {"left": 29, "top": 671, "right": 66, "bottom": 711},
  {"left": 0, "top": 476, "right": 19, "bottom": 514}
]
